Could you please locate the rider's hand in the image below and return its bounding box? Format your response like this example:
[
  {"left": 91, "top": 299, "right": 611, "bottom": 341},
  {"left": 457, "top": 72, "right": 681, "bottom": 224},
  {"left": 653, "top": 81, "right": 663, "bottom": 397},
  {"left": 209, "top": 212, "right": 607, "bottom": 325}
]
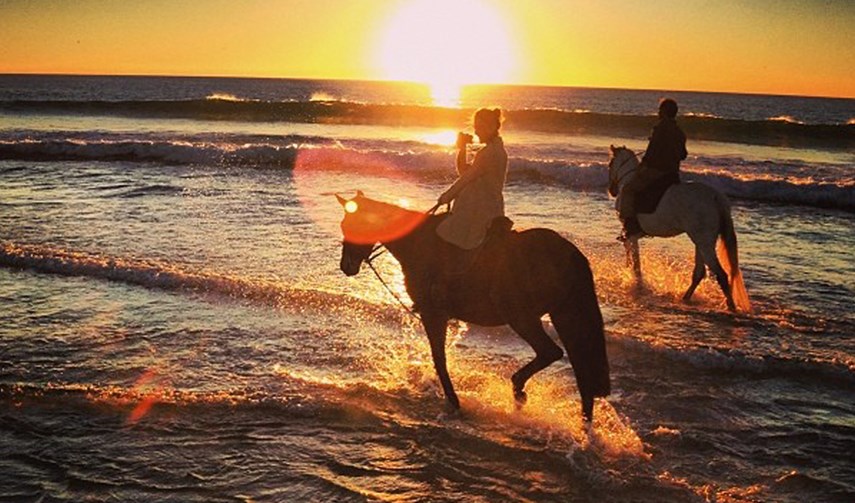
[{"left": 456, "top": 132, "right": 473, "bottom": 150}]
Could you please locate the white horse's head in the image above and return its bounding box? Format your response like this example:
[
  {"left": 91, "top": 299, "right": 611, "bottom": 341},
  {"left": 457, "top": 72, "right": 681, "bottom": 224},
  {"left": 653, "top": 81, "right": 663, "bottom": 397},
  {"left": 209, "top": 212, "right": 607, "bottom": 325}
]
[{"left": 608, "top": 145, "right": 640, "bottom": 197}]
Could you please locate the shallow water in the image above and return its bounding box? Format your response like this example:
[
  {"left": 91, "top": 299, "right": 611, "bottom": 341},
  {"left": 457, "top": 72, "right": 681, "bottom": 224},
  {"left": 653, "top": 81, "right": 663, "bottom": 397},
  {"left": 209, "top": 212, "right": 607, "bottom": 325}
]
[{"left": 1, "top": 76, "right": 854, "bottom": 502}]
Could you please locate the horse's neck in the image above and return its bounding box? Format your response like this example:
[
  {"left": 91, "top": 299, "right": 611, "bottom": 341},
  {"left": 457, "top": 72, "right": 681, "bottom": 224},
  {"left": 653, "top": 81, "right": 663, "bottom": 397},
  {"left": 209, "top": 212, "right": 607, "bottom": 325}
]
[
  {"left": 359, "top": 201, "right": 425, "bottom": 245},
  {"left": 616, "top": 154, "right": 639, "bottom": 190},
  {"left": 382, "top": 214, "right": 439, "bottom": 272}
]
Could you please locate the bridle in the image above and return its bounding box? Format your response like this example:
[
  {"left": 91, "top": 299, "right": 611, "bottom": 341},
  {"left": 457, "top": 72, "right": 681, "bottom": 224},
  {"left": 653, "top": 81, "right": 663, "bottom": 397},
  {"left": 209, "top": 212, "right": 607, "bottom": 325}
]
[{"left": 610, "top": 149, "right": 642, "bottom": 188}]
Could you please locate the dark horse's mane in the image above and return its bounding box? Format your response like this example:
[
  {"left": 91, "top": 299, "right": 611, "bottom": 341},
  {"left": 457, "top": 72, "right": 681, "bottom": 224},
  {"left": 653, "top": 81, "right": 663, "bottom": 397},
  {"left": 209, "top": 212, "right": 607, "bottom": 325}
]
[{"left": 339, "top": 193, "right": 609, "bottom": 421}]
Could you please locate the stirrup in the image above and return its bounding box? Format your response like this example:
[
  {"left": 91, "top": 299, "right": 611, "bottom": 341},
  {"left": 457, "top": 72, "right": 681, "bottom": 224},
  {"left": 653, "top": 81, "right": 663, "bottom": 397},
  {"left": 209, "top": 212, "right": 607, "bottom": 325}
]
[
  {"left": 617, "top": 229, "right": 645, "bottom": 242},
  {"left": 615, "top": 231, "right": 647, "bottom": 243},
  {"left": 618, "top": 217, "right": 644, "bottom": 242}
]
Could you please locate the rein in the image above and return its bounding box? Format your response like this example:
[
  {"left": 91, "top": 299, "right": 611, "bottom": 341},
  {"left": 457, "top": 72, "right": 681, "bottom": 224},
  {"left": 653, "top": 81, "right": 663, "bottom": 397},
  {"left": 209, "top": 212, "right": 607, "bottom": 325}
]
[
  {"left": 362, "top": 202, "right": 447, "bottom": 322},
  {"left": 365, "top": 248, "right": 421, "bottom": 321}
]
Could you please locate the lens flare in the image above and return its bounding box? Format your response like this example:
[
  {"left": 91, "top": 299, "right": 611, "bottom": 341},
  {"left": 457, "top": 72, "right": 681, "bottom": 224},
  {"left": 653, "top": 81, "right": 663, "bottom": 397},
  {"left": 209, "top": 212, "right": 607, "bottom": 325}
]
[
  {"left": 340, "top": 195, "right": 428, "bottom": 245},
  {"left": 126, "top": 368, "right": 168, "bottom": 424},
  {"left": 292, "top": 148, "right": 428, "bottom": 241}
]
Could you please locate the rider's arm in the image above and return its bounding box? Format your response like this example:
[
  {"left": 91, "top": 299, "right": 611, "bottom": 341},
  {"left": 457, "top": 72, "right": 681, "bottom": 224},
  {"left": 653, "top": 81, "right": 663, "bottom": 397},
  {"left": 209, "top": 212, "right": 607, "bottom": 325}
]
[
  {"left": 439, "top": 146, "right": 493, "bottom": 204},
  {"left": 456, "top": 144, "right": 470, "bottom": 175},
  {"left": 640, "top": 124, "right": 661, "bottom": 170}
]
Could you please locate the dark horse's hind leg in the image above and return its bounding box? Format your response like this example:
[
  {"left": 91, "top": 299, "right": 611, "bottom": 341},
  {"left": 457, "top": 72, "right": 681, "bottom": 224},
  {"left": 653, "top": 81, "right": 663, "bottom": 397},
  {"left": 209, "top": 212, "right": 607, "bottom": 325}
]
[
  {"left": 550, "top": 307, "right": 608, "bottom": 423},
  {"left": 507, "top": 315, "right": 564, "bottom": 406}
]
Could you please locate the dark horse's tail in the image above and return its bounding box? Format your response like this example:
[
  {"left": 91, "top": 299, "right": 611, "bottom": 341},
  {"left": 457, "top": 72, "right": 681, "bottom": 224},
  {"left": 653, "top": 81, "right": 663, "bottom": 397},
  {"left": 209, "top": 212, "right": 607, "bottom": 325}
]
[{"left": 548, "top": 242, "right": 610, "bottom": 421}]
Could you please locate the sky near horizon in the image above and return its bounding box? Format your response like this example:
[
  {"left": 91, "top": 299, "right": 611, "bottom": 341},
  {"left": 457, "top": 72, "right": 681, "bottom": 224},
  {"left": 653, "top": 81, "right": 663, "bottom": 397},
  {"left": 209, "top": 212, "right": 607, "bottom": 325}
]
[{"left": 1, "top": 0, "right": 853, "bottom": 99}]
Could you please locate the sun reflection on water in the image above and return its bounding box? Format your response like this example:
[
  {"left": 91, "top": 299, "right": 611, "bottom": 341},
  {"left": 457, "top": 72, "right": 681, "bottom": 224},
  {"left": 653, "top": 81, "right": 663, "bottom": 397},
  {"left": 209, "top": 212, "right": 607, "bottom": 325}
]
[{"left": 416, "top": 129, "right": 458, "bottom": 146}]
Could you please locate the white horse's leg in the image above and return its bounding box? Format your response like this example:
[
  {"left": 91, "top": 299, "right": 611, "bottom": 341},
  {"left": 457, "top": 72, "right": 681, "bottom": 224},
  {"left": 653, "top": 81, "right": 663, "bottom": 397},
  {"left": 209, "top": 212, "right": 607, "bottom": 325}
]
[
  {"left": 698, "top": 242, "right": 736, "bottom": 311},
  {"left": 624, "top": 238, "right": 642, "bottom": 285},
  {"left": 682, "top": 247, "right": 706, "bottom": 302}
]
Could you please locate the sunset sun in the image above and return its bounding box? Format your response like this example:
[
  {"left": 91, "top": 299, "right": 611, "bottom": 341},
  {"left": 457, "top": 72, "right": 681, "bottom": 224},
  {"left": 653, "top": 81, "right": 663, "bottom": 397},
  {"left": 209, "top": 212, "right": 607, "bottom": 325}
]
[{"left": 375, "top": 0, "right": 518, "bottom": 105}]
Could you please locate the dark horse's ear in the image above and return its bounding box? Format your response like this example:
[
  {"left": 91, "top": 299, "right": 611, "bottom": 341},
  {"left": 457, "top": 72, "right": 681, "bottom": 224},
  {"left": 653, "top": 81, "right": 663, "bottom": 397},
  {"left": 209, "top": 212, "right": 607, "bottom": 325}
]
[
  {"left": 356, "top": 190, "right": 365, "bottom": 197},
  {"left": 335, "top": 194, "right": 347, "bottom": 207},
  {"left": 609, "top": 144, "right": 615, "bottom": 153}
]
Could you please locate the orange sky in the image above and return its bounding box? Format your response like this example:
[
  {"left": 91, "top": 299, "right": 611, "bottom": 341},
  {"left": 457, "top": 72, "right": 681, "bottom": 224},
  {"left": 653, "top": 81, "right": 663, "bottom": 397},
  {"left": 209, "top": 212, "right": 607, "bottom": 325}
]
[{"left": 1, "top": 0, "right": 853, "bottom": 98}]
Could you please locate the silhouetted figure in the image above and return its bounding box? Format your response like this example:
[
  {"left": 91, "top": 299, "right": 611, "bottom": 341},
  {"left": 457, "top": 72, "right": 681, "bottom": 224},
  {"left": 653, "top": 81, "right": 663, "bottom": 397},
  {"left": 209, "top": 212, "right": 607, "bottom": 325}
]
[
  {"left": 619, "top": 98, "right": 687, "bottom": 241},
  {"left": 338, "top": 193, "right": 610, "bottom": 422},
  {"left": 430, "top": 108, "right": 510, "bottom": 305},
  {"left": 436, "top": 107, "right": 508, "bottom": 249}
]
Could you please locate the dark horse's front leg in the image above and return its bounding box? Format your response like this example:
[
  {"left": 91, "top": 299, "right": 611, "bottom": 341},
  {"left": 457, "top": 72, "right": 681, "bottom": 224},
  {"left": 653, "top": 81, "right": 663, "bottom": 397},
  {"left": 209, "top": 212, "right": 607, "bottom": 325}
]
[{"left": 421, "top": 313, "right": 459, "bottom": 410}]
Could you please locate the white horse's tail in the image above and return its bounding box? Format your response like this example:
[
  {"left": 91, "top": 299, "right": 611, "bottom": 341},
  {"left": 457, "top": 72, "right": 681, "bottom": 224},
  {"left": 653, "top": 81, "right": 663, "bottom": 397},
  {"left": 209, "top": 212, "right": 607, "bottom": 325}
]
[{"left": 715, "top": 194, "right": 752, "bottom": 313}]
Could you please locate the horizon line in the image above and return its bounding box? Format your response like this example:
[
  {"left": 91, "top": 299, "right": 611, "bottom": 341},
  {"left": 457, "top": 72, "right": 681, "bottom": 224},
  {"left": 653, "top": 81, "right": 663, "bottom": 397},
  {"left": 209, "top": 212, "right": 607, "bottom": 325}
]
[{"left": 1, "top": 71, "right": 853, "bottom": 101}]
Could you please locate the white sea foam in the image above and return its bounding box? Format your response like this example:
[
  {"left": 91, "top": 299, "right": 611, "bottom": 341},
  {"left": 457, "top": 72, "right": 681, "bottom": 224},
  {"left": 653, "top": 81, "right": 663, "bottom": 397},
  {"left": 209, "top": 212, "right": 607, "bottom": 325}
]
[
  {"left": 0, "top": 243, "right": 401, "bottom": 324},
  {"left": 768, "top": 115, "right": 805, "bottom": 125},
  {"left": 3, "top": 132, "right": 851, "bottom": 211},
  {"left": 205, "top": 93, "right": 253, "bottom": 102}
]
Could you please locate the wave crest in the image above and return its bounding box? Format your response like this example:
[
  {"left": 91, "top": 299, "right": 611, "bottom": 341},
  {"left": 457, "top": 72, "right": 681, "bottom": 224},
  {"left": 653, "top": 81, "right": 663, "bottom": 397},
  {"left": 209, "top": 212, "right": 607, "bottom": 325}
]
[
  {"left": 0, "top": 243, "right": 400, "bottom": 323},
  {"left": 3, "top": 99, "right": 852, "bottom": 149},
  {"left": 1, "top": 133, "right": 852, "bottom": 211}
]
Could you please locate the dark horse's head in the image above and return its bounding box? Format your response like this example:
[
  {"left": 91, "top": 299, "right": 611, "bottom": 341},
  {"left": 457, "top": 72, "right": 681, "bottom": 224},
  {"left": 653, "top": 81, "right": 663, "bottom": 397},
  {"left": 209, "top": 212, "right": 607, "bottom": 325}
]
[{"left": 337, "top": 191, "right": 427, "bottom": 276}]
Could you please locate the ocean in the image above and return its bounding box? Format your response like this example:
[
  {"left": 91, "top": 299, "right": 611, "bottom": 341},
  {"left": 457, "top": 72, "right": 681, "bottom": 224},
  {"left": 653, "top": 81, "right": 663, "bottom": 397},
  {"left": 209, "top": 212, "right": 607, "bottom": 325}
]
[{"left": 0, "top": 74, "right": 853, "bottom": 502}]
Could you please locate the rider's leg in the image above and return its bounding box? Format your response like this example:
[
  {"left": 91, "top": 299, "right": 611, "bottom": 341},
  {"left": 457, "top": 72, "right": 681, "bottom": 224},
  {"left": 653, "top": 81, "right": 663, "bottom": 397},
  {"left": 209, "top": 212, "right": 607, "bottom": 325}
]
[
  {"left": 618, "top": 188, "right": 643, "bottom": 241},
  {"left": 618, "top": 175, "right": 652, "bottom": 241}
]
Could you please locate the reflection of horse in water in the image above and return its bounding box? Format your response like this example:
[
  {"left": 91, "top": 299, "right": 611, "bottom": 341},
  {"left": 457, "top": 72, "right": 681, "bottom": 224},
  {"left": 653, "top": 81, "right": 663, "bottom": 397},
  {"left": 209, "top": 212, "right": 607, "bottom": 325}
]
[
  {"left": 337, "top": 192, "right": 610, "bottom": 422},
  {"left": 608, "top": 145, "right": 752, "bottom": 312}
]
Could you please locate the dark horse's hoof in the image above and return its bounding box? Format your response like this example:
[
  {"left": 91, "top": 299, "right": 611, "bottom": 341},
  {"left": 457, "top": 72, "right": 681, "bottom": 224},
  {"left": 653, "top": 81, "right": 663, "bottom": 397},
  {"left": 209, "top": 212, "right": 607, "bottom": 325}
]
[
  {"left": 446, "top": 394, "right": 460, "bottom": 411},
  {"left": 439, "top": 397, "right": 462, "bottom": 419},
  {"left": 513, "top": 388, "right": 528, "bottom": 408},
  {"left": 582, "top": 396, "right": 595, "bottom": 423}
]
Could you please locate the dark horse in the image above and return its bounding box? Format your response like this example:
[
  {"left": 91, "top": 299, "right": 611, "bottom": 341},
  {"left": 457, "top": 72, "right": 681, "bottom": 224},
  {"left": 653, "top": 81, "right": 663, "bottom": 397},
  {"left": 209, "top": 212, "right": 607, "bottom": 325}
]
[{"left": 337, "top": 192, "right": 610, "bottom": 422}]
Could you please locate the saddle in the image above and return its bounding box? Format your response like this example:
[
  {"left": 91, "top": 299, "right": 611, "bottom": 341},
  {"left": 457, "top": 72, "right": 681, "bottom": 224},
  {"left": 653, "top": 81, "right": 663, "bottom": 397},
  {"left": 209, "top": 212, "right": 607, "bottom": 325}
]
[
  {"left": 485, "top": 216, "right": 514, "bottom": 243},
  {"left": 447, "top": 216, "right": 515, "bottom": 273},
  {"left": 425, "top": 216, "right": 516, "bottom": 310}
]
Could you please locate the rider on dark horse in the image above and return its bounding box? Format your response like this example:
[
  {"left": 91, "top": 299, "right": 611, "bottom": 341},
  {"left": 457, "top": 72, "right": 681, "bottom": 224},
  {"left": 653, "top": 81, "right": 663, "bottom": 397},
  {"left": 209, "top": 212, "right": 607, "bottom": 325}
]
[
  {"left": 618, "top": 98, "right": 688, "bottom": 241},
  {"left": 337, "top": 106, "right": 611, "bottom": 420},
  {"left": 431, "top": 107, "right": 510, "bottom": 307}
]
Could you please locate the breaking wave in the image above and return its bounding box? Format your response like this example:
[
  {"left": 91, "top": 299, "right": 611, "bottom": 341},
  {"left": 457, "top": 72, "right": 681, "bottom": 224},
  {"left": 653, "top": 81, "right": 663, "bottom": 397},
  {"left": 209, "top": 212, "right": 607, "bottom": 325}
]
[
  {"left": 1, "top": 132, "right": 852, "bottom": 211},
  {"left": 0, "top": 243, "right": 400, "bottom": 324},
  {"left": 3, "top": 99, "right": 853, "bottom": 150}
]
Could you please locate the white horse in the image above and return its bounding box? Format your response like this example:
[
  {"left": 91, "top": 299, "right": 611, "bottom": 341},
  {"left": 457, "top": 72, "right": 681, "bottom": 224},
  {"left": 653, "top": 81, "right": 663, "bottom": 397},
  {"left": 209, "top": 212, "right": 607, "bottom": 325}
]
[{"left": 607, "top": 145, "right": 751, "bottom": 312}]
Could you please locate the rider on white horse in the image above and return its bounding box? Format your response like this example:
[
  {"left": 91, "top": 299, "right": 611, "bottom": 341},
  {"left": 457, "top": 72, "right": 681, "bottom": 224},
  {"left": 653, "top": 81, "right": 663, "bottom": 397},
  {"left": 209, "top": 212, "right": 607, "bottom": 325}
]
[{"left": 618, "top": 98, "right": 687, "bottom": 241}]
